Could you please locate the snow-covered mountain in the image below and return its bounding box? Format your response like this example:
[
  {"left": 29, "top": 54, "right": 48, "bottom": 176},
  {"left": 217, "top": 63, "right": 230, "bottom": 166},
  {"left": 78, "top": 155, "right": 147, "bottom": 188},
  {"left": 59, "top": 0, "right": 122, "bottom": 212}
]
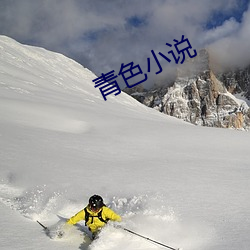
[
  {"left": 217, "top": 65, "right": 250, "bottom": 100},
  {"left": 0, "top": 36, "right": 250, "bottom": 250},
  {"left": 125, "top": 50, "right": 250, "bottom": 130}
]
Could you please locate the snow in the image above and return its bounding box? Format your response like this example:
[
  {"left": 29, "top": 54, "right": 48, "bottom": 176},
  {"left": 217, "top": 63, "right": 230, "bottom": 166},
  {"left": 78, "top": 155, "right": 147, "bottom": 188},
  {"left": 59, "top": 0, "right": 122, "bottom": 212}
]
[
  {"left": 0, "top": 35, "right": 250, "bottom": 250},
  {"left": 234, "top": 93, "right": 250, "bottom": 107}
]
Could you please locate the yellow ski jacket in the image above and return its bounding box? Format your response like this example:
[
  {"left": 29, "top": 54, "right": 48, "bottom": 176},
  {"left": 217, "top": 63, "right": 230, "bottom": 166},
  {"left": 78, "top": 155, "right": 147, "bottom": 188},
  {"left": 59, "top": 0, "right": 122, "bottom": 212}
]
[{"left": 67, "top": 206, "right": 121, "bottom": 233}]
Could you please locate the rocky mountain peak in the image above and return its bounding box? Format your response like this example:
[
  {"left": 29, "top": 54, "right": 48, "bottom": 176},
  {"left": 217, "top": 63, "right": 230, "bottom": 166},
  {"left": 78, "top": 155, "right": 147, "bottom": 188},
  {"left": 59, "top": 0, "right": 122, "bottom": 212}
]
[{"left": 124, "top": 49, "right": 250, "bottom": 130}]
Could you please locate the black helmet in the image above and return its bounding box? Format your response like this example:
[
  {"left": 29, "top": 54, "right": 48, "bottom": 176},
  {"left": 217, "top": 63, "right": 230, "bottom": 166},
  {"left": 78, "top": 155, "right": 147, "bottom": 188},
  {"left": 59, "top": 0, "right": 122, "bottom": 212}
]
[{"left": 89, "top": 195, "right": 104, "bottom": 210}]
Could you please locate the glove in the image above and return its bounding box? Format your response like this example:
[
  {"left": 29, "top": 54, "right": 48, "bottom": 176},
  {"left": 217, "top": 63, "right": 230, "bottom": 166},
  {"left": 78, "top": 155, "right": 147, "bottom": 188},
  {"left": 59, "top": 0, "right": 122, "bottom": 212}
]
[
  {"left": 55, "top": 223, "right": 71, "bottom": 238},
  {"left": 56, "top": 230, "right": 64, "bottom": 238}
]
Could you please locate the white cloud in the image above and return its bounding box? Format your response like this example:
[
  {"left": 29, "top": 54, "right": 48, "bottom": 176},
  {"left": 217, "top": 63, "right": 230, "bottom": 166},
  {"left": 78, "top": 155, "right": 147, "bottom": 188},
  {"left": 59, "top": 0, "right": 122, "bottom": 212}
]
[
  {"left": 0, "top": 0, "right": 249, "bottom": 87},
  {"left": 208, "top": 4, "right": 250, "bottom": 69},
  {"left": 200, "top": 18, "right": 240, "bottom": 45}
]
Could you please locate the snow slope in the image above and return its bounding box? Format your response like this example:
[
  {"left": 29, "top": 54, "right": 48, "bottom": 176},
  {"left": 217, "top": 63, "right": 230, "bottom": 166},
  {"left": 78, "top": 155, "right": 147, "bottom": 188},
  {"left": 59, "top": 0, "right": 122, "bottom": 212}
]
[{"left": 0, "top": 36, "right": 250, "bottom": 250}]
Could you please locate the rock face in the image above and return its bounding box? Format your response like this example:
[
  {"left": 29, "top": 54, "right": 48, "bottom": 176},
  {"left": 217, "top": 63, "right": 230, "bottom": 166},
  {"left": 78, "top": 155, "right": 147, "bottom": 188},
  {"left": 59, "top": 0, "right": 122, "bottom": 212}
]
[
  {"left": 124, "top": 49, "right": 250, "bottom": 130},
  {"left": 217, "top": 66, "right": 250, "bottom": 100}
]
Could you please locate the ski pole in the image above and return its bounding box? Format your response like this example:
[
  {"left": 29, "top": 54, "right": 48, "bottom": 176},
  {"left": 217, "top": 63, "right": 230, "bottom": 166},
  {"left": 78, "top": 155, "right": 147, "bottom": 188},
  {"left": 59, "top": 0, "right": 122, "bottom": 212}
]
[
  {"left": 37, "top": 220, "right": 48, "bottom": 231},
  {"left": 122, "top": 227, "right": 180, "bottom": 250}
]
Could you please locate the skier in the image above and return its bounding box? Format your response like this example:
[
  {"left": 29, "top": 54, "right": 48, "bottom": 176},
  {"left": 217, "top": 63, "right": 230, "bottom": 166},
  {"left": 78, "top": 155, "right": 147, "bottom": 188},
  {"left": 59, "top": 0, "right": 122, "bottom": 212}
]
[{"left": 66, "top": 194, "right": 121, "bottom": 239}]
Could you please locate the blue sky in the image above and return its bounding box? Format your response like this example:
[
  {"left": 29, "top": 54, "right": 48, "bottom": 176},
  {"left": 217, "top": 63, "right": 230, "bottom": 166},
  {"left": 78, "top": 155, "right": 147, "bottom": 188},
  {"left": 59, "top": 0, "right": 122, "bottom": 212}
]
[
  {"left": 0, "top": 0, "right": 249, "bottom": 88},
  {"left": 206, "top": 0, "right": 249, "bottom": 28}
]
